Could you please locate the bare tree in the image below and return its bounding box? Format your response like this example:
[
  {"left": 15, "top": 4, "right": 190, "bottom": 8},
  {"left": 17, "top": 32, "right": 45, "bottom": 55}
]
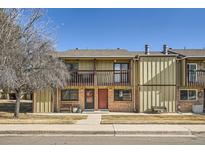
[{"left": 0, "top": 9, "right": 69, "bottom": 118}]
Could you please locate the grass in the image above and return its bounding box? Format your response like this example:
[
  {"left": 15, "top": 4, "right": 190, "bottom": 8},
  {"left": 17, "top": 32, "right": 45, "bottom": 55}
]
[
  {"left": 0, "top": 112, "right": 87, "bottom": 124},
  {"left": 101, "top": 115, "right": 205, "bottom": 124}
]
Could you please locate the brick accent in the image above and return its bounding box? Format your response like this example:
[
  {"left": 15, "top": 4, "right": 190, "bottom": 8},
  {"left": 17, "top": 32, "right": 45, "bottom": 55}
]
[
  {"left": 57, "top": 88, "right": 84, "bottom": 111},
  {"left": 108, "top": 88, "right": 134, "bottom": 112},
  {"left": 57, "top": 87, "right": 135, "bottom": 112},
  {"left": 94, "top": 87, "right": 98, "bottom": 110},
  {"left": 176, "top": 87, "right": 204, "bottom": 112},
  {"left": 178, "top": 101, "right": 193, "bottom": 112},
  {"left": 79, "top": 88, "right": 84, "bottom": 109}
]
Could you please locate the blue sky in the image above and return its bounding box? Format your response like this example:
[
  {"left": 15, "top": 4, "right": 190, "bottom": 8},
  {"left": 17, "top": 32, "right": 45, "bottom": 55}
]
[{"left": 47, "top": 9, "right": 205, "bottom": 51}]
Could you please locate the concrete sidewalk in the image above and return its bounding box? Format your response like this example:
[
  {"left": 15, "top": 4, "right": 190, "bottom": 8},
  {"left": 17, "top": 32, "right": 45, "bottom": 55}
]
[
  {"left": 76, "top": 114, "right": 101, "bottom": 125},
  {"left": 0, "top": 124, "right": 205, "bottom": 136}
]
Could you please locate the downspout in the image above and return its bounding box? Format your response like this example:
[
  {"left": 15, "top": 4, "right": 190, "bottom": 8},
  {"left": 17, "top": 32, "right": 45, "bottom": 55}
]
[{"left": 133, "top": 56, "right": 139, "bottom": 112}]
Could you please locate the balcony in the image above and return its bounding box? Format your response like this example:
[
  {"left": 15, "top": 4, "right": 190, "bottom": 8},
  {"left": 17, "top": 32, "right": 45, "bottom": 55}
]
[
  {"left": 187, "top": 70, "right": 205, "bottom": 86},
  {"left": 67, "top": 70, "right": 131, "bottom": 86}
]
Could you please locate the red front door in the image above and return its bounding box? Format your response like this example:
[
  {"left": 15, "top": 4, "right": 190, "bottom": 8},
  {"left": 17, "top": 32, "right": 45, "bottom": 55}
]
[{"left": 98, "top": 89, "right": 108, "bottom": 109}]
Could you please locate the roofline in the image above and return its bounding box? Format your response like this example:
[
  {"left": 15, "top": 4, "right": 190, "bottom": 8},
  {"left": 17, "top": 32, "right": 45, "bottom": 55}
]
[
  {"left": 182, "top": 56, "right": 205, "bottom": 59},
  {"left": 138, "top": 54, "right": 177, "bottom": 57}
]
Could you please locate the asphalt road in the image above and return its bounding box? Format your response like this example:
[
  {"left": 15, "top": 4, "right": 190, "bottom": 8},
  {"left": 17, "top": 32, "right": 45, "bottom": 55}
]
[{"left": 0, "top": 135, "right": 205, "bottom": 145}]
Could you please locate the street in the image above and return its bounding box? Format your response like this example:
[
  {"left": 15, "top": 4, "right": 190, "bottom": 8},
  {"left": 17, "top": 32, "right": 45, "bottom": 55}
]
[{"left": 0, "top": 135, "right": 205, "bottom": 145}]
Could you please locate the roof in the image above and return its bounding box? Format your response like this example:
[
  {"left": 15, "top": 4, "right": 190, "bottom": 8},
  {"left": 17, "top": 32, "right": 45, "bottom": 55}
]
[
  {"left": 170, "top": 49, "right": 205, "bottom": 57},
  {"left": 51, "top": 49, "right": 175, "bottom": 58},
  {"left": 52, "top": 49, "right": 136, "bottom": 58}
]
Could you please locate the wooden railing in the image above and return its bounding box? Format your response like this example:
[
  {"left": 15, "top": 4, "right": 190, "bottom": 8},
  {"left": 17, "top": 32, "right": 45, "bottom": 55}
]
[
  {"left": 67, "top": 70, "right": 131, "bottom": 86},
  {"left": 187, "top": 70, "right": 205, "bottom": 86}
]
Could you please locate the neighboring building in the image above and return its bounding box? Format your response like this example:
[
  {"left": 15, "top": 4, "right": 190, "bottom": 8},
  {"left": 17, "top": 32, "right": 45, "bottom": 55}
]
[
  {"left": 30, "top": 45, "right": 205, "bottom": 113},
  {"left": 0, "top": 89, "right": 32, "bottom": 101},
  {"left": 169, "top": 49, "right": 205, "bottom": 112}
]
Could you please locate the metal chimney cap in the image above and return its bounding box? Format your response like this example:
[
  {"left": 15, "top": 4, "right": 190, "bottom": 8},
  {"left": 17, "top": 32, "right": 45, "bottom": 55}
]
[
  {"left": 163, "top": 44, "right": 168, "bottom": 55},
  {"left": 145, "top": 44, "right": 150, "bottom": 55}
]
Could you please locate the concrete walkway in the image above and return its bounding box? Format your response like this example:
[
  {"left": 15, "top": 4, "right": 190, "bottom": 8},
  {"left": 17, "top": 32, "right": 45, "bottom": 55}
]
[
  {"left": 1, "top": 113, "right": 205, "bottom": 136},
  {"left": 0, "top": 124, "right": 205, "bottom": 136},
  {"left": 76, "top": 114, "right": 101, "bottom": 125}
]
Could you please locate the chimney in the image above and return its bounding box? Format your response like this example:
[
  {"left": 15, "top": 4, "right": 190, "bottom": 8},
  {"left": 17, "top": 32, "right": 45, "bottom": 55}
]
[
  {"left": 163, "top": 44, "right": 168, "bottom": 55},
  {"left": 145, "top": 44, "right": 150, "bottom": 55}
]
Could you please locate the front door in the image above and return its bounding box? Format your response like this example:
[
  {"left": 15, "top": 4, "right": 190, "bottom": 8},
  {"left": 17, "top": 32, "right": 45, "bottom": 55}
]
[
  {"left": 98, "top": 89, "right": 108, "bottom": 109},
  {"left": 85, "top": 89, "right": 94, "bottom": 109}
]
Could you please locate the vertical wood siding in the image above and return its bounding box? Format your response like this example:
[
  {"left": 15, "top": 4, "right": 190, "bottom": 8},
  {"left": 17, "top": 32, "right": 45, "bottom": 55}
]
[
  {"left": 139, "top": 56, "right": 176, "bottom": 112},
  {"left": 139, "top": 57, "right": 176, "bottom": 85},
  {"left": 79, "top": 61, "right": 94, "bottom": 70},
  {"left": 96, "top": 61, "right": 113, "bottom": 84},
  {"left": 139, "top": 86, "right": 176, "bottom": 112},
  {"left": 34, "top": 88, "right": 52, "bottom": 113}
]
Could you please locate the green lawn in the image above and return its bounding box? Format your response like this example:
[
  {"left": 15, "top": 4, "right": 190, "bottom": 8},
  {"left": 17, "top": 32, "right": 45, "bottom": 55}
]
[{"left": 101, "top": 115, "right": 205, "bottom": 124}]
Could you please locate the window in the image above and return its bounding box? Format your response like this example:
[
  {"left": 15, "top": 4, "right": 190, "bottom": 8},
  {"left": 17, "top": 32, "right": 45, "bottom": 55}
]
[
  {"left": 61, "top": 89, "right": 79, "bottom": 101},
  {"left": 180, "top": 89, "right": 197, "bottom": 101},
  {"left": 187, "top": 63, "right": 197, "bottom": 82},
  {"left": 66, "top": 63, "right": 79, "bottom": 82},
  {"left": 114, "top": 63, "right": 129, "bottom": 83},
  {"left": 114, "top": 89, "right": 132, "bottom": 101},
  {"left": 66, "top": 63, "right": 78, "bottom": 71}
]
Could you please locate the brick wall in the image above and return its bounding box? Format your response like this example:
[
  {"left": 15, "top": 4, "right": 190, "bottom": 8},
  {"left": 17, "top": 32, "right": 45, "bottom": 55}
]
[
  {"left": 176, "top": 87, "right": 204, "bottom": 112},
  {"left": 57, "top": 88, "right": 84, "bottom": 112},
  {"left": 57, "top": 87, "right": 135, "bottom": 112},
  {"left": 108, "top": 88, "right": 134, "bottom": 112}
]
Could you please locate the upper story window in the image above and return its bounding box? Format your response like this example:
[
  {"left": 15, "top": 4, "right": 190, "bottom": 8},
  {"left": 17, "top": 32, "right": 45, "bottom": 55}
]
[
  {"left": 66, "top": 63, "right": 78, "bottom": 72},
  {"left": 114, "top": 63, "right": 129, "bottom": 83},
  {"left": 187, "top": 63, "right": 197, "bottom": 82}
]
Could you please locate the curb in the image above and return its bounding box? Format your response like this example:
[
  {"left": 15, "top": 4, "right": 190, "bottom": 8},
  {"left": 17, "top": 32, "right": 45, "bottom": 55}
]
[
  {"left": 0, "top": 130, "right": 114, "bottom": 135},
  {"left": 101, "top": 123, "right": 205, "bottom": 125},
  {"left": 115, "top": 131, "right": 190, "bottom": 135},
  {"left": 191, "top": 131, "right": 205, "bottom": 136},
  {"left": 0, "top": 130, "right": 198, "bottom": 136}
]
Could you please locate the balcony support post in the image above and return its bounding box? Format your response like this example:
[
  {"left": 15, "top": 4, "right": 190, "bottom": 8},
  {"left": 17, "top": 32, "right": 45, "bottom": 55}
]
[{"left": 94, "top": 59, "right": 97, "bottom": 86}]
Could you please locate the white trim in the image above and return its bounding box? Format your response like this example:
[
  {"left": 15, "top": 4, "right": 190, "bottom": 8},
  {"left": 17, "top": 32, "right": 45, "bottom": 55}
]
[{"left": 179, "top": 89, "right": 198, "bottom": 101}]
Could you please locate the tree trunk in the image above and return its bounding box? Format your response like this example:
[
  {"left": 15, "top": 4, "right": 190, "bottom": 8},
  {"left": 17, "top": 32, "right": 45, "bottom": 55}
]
[{"left": 14, "top": 90, "right": 21, "bottom": 118}]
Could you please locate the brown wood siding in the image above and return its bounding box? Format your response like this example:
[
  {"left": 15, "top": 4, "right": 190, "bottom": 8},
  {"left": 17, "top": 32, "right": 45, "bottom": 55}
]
[
  {"left": 139, "top": 56, "right": 177, "bottom": 112},
  {"left": 34, "top": 88, "right": 52, "bottom": 113}
]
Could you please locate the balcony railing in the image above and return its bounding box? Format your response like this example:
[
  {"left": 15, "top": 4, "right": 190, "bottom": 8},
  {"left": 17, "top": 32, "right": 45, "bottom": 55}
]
[
  {"left": 67, "top": 70, "right": 131, "bottom": 86},
  {"left": 187, "top": 70, "right": 205, "bottom": 86}
]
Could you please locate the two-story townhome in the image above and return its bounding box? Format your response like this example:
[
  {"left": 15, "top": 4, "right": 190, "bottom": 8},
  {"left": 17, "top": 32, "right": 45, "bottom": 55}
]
[
  {"left": 168, "top": 49, "right": 205, "bottom": 112},
  {"left": 33, "top": 49, "right": 137, "bottom": 113},
  {"left": 2, "top": 45, "right": 204, "bottom": 113}
]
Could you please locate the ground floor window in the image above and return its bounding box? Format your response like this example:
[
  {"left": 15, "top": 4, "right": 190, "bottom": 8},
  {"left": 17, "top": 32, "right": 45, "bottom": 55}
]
[
  {"left": 114, "top": 89, "right": 132, "bottom": 101},
  {"left": 180, "top": 89, "right": 197, "bottom": 101},
  {"left": 61, "top": 89, "right": 79, "bottom": 101}
]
